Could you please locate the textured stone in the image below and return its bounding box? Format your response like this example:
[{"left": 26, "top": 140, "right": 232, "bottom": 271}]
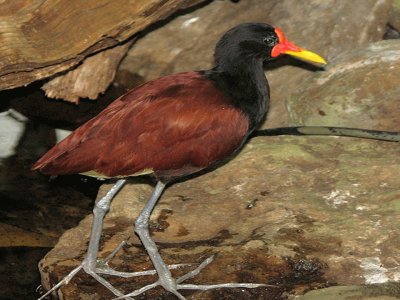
[
  {"left": 288, "top": 40, "right": 400, "bottom": 130},
  {"left": 0, "top": 223, "right": 54, "bottom": 247},
  {"left": 119, "top": 0, "right": 392, "bottom": 128},
  {"left": 297, "top": 283, "right": 400, "bottom": 300},
  {"left": 389, "top": 0, "right": 400, "bottom": 31},
  {"left": 39, "top": 135, "right": 400, "bottom": 299}
]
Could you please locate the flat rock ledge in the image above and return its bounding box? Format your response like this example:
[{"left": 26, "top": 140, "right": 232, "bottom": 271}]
[{"left": 39, "top": 135, "right": 400, "bottom": 299}]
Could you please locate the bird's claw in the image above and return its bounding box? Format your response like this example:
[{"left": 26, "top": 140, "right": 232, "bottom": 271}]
[
  {"left": 37, "top": 241, "right": 188, "bottom": 300},
  {"left": 113, "top": 255, "right": 269, "bottom": 300}
]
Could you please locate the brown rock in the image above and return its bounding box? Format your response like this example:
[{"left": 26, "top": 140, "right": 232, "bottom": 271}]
[
  {"left": 0, "top": 223, "right": 54, "bottom": 247},
  {"left": 297, "top": 283, "right": 400, "bottom": 300},
  {"left": 119, "top": 0, "right": 392, "bottom": 128},
  {"left": 288, "top": 40, "right": 400, "bottom": 130},
  {"left": 388, "top": 0, "right": 400, "bottom": 31},
  {"left": 39, "top": 136, "right": 400, "bottom": 299}
]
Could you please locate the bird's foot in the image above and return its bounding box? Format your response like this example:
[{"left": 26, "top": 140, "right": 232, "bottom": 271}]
[
  {"left": 95, "top": 241, "right": 190, "bottom": 278},
  {"left": 114, "top": 255, "right": 270, "bottom": 300},
  {"left": 37, "top": 241, "right": 190, "bottom": 300},
  {"left": 37, "top": 258, "right": 135, "bottom": 300}
]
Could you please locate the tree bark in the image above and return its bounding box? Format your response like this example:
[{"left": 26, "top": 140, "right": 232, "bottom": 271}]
[{"left": 0, "top": 0, "right": 205, "bottom": 93}]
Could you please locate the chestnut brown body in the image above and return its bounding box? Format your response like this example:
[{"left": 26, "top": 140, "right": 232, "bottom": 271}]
[{"left": 32, "top": 72, "right": 249, "bottom": 181}]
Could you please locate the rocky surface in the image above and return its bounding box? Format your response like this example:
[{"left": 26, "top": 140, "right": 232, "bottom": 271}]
[
  {"left": 288, "top": 40, "right": 400, "bottom": 130},
  {"left": 3, "top": 0, "right": 399, "bottom": 299},
  {"left": 39, "top": 134, "right": 400, "bottom": 299},
  {"left": 119, "top": 0, "right": 392, "bottom": 128},
  {"left": 296, "top": 283, "right": 400, "bottom": 300},
  {"left": 388, "top": 0, "right": 400, "bottom": 31}
]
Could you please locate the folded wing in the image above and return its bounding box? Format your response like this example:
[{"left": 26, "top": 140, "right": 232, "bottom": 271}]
[{"left": 32, "top": 72, "right": 249, "bottom": 179}]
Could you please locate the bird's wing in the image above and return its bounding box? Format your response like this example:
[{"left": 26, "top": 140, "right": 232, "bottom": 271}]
[{"left": 32, "top": 72, "right": 249, "bottom": 178}]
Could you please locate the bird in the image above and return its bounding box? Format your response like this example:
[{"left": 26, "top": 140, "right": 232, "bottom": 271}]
[{"left": 32, "top": 23, "right": 326, "bottom": 300}]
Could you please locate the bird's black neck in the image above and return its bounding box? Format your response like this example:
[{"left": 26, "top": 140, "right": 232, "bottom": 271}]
[{"left": 202, "top": 59, "right": 269, "bottom": 131}]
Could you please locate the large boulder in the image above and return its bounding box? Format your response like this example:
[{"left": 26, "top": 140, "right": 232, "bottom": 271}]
[
  {"left": 288, "top": 40, "right": 400, "bottom": 130},
  {"left": 39, "top": 135, "right": 400, "bottom": 299},
  {"left": 388, "top": 0, "right": 400, "bottom": 32}
]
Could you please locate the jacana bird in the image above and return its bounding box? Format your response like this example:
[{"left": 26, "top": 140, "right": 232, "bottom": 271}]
[{"left": 33, "top": 23, "right": 326, "bottom": 299}]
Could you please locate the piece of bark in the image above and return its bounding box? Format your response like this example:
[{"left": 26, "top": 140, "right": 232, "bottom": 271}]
[
  {"left": 42, "top": 41, "right": 133, "bottom": 103},
  {"left": 0, "top": 0, "right": 205, "bottom": 91}
]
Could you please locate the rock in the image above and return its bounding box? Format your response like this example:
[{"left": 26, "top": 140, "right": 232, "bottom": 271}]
[
  {"left": 0, "top": 223, "right": 54, "bottom": 247},
  {"left": 118, "top": 0, "right": 392, "bottom": 128},
  {"left": 288, "top": 40, "right": 400, "bottom": 130},
  {"left": 260, "top": 0, "right": 390, "bottom": 128},
  {"left": 39, "top": 135, "right": 400, "bottom": 299},
  {"left": 388, "top": 0, "right": 400, "bottom": 31},
  {"left": 296, "top": 283, "right": 400, "bottom": 300}
]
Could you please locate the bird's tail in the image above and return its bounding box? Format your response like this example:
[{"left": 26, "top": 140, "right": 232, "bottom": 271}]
[{"left": 253, "top": 126, "right": 400, "bottom": 142}]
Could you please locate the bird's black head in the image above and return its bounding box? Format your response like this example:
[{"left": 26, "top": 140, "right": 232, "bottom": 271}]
[
  {"left": 215, "top": 23, "right": 278, "bottom": 67},
  {"left": 214, "top": 23, "right": 327, "bottom": 70}
]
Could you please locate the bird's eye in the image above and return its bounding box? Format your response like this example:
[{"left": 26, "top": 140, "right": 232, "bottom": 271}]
[{"left": 263, "top": 36, "right": 276, "bottom": 46}]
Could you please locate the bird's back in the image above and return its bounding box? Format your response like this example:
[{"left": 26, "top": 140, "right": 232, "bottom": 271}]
[{"left": 32, "top": 72, "right": 249, "bottom": 181}]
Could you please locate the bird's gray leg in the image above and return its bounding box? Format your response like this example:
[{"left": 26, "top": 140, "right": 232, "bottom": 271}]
[
  {"left": 133, "top": 181, "right": 188, "bottom": 299},
  {"left": 89, "top": 181, "right": 189, "bottom": 279},
  {"left": 84, "top": 179, "right": 127, "bottom": 270},
  {"left": 39, "top": 180, "right": 134, "bottom": 300},
  {"left": 116, "top": 181, "right": 270, "bottom": 300},
  {"left": 38, "top": 179, "right": 194, "bottom": 300}
]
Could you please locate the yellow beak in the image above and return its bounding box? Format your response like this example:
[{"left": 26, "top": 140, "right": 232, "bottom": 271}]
[
  {"left": 284, "top": 49, "right": 327, "bottom": 65},
  {"left": 272, "top": 27, "right": 327, "bottom": 65}
]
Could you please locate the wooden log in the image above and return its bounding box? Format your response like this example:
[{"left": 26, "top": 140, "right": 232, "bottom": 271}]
[
  {"left": 0, "top": 0, "right": 204, "bottom": 92},
  {"left": 41, "top": 41, "right": 133, "bottom": 103}
]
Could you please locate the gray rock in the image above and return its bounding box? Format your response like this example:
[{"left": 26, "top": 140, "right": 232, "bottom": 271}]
[
  {"left": 295, "top": 283, "right": 400, "bottom": 300},
  {"left": 39, "top": 135, "right": 400, "bottom": 299},
  {"left": 388, "top": 0, "right": 400, "bottom": 31},
  {"left": 288, "top": 40, "right": 400, "bottom": 130}
]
